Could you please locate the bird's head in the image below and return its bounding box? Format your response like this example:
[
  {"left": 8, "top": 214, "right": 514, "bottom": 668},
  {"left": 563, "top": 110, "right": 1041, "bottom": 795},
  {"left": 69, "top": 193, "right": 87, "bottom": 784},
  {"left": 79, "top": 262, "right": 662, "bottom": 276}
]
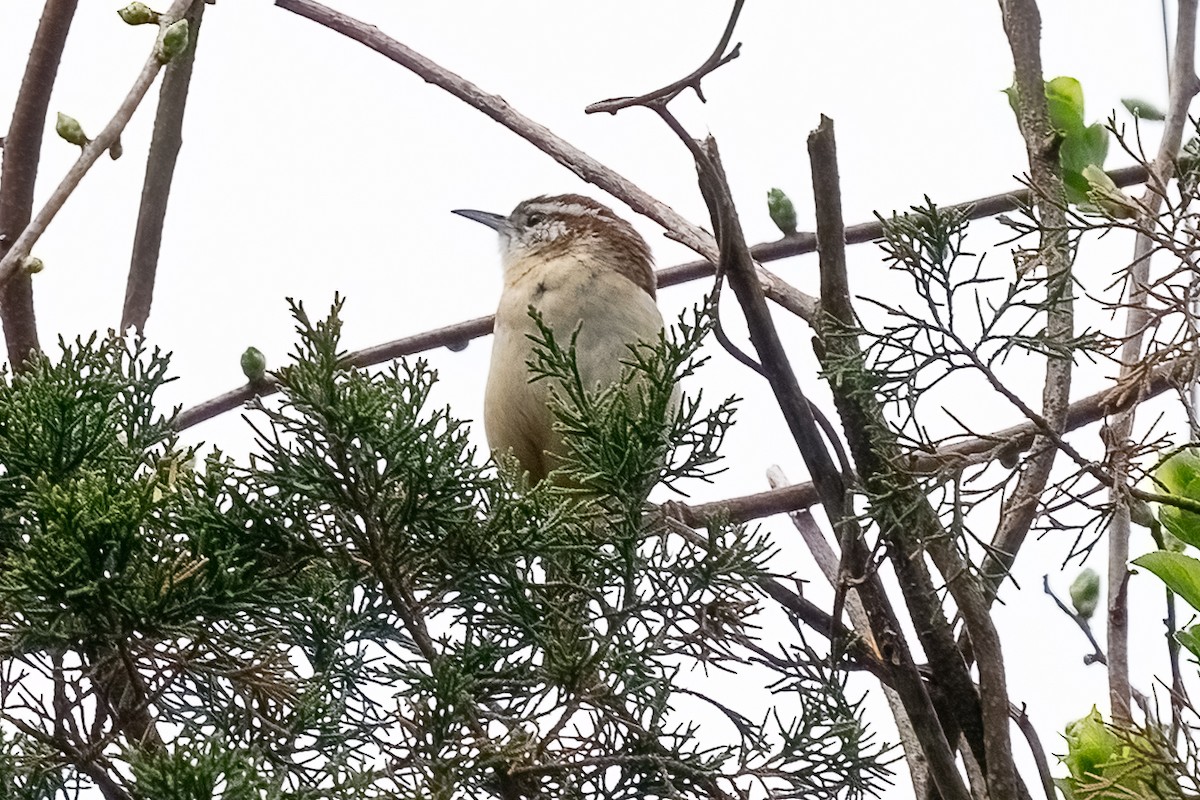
[{"left": 453, "top": 194, "right": 656, "bottom": 298}]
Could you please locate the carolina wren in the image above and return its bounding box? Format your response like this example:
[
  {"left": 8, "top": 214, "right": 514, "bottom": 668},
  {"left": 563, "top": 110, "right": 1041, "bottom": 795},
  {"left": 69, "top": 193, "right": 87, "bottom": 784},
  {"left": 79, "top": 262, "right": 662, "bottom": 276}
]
[{"left": 453, "top": 194, "right": 667, "bottom": 484}]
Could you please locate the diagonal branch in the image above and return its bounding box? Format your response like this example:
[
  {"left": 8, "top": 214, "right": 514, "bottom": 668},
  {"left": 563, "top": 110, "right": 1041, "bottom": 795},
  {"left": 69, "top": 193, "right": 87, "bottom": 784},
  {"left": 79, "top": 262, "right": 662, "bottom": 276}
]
[
  {"left": 0, "top": 0, "right": 80, "bottom": 369},
  {"left": 121, "top": 0, "right": 208, "bottom": 334},
  {"left": 0, "top": 0, "right": 197, "bottom": 292},
  {"left": 273, "top": 0, "right": 718, "bottom": 262}
]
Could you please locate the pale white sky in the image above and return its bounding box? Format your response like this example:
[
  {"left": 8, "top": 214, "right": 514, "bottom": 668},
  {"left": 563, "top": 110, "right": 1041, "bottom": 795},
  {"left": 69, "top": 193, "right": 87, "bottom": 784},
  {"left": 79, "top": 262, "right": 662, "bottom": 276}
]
[{"left": 0, "top": 1, "right": 1186, "bottom": 796}]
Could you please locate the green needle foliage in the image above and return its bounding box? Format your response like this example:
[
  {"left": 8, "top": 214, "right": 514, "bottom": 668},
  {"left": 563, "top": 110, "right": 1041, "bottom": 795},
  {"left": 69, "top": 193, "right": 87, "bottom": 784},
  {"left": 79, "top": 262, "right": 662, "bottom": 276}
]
[{"left": 0, "top": 299, "right": 890, "bottom": 799}]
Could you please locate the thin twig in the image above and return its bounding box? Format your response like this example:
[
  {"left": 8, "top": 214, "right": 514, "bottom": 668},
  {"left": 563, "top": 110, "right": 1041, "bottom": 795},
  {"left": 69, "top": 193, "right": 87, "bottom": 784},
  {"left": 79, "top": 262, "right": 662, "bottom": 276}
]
[
  {"left": 653, "top": 163, "right": 1149, "bottom": 306},
  {"left": 122, "top": 0, "right": 207, "bottom": 334},
  {"left": 0, "top": 0, "right": 80, "bottom": 367},
  {"left": 0, "top": 0, "right": 196, "bottom": 291},
  {"left": 696, "top": 123, "right": 967, "bottom": 800},
  {"left": 768, "top": 466, "right": 931, "bottom": 793},
  {"left": 585, "top": 0, "right": 744, "bottom": 114},
  {"left": 1011, "top": 703, "right": 1057, "bottom": 800},
  {"left": 1042, "top": 575, "right": 1108, "bottom": 665}
]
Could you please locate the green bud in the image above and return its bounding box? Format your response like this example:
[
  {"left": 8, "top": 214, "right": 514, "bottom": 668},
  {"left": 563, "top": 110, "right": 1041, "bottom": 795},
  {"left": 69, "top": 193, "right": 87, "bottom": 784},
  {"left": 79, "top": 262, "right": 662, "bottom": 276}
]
[
  {"left": 766, "top": 188, "right": 798, "bottom": 236},
  {"left": 157, "top": 18, "right": 190, "bottom": 64},
  {"left": 1069, "top": 568, "right": 1101, "bottom": 619},
  {"left": 1082, "top": 165, "right": 1140, "bottom": 220},
  {"left": 117, "top": 2, "right": 160, "bottom": 25},
  {"left": 21, "top": 256, "right": 44, "bottom": 274},
  {"left": 240, "top": 347, "right": 267, "bottom": 383},
  {"left": 55, "top": 112, "right": 89, "bottom": 148}
]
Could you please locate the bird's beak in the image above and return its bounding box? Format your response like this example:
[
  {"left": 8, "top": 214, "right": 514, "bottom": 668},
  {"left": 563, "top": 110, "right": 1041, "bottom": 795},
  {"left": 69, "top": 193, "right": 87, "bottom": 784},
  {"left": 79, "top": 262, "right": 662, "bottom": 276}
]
[{"left": 451, "top": 208, "right": 508, "bottom": 231}]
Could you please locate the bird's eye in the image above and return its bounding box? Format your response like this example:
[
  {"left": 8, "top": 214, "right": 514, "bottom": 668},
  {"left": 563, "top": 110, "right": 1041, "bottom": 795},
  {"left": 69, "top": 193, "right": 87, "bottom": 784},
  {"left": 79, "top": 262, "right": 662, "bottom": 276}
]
[{"left": 526, "top": 212, "right": 546, "bottom": 226}]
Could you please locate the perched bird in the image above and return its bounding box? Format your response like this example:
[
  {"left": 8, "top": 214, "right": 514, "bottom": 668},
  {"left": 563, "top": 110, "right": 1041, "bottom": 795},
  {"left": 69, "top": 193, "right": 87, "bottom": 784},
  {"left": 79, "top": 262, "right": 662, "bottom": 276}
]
[{"left": 453, "top": 194, "right": 667, "bottom": 485}]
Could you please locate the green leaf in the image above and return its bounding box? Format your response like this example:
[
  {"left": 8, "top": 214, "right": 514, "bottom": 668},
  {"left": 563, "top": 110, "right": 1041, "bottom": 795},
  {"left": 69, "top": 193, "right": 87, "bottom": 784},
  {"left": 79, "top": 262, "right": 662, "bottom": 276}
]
[
  {"left": 1079, "top": 122, "right": 1109, "bottom": 168},
  {"left": 1155, "top": 447, "right": 1200, "bottom": 493},
  {"left": 1121, "top": 97, "right": 1166, "bottom": 121},
  {"left": 1159, "top": 479, "right": 1200, "bottom": 547},
  {"left": 1005, "top": 75, "right": 1108, "bottom": 206},
  {"left": 1046, "top": 76, "right": 1086, "bottom": 134},
  {"left": 1153, "top": 448, "right": 1200, "bottom": 547},
  {"left": 1132, "top": 550, "right": 1200, "bottom": 612},
  {"left": 1060, "top": 123, "right": 1110, "bottom": 205},
  {"left": 1176, "top": 625, "right": 1200, "bottom": 660},
  {"left": 1063, "top": 706, "right": 1119, "bottom": 780},
  {"left": 1002, "top": 83, "right": 1019, "bottom": 117},
  {"left": 1082, "top": 164, "right": 1140, "bottom": 219}
]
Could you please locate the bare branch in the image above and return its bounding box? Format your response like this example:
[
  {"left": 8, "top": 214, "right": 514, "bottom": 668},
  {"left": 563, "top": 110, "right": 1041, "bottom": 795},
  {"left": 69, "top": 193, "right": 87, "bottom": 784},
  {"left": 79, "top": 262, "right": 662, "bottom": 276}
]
[
  {"left": 585, "top": 0, "right": 744, "bottom": 114},
  {"left": 988, "top": 0, "right": 1075, "bottom": 613},
  {"left": 0, "top": 0, "right": 79, "bottom": 368},
  {"left": 0, "top": 0, "right": 197, "bottom": 291},
  {"left": 1042, "top": 575, "right": 1107, "bottom": 666},
  {"left": 121, "top": 0, "right": 208, "bottom": 334},
  {"left": 1011, "top": 704, "right": 1057, "bottom": 800},
  {"left": 808, "top": 116, "right": 1002, "bottom": 800}
]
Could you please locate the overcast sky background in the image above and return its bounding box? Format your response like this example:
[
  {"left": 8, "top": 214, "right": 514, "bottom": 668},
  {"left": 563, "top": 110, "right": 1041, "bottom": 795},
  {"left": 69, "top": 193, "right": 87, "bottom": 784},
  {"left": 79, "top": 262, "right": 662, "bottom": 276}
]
[{"left": 0, "top": 1, "right": 1187, "bottom": 795}]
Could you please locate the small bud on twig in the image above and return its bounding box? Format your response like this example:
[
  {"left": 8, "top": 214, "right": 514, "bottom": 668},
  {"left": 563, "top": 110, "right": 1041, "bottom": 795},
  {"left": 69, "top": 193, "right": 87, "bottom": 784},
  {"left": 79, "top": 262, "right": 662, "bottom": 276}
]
[
  {"left": 21, "top": 256, "right": 44, "bottom": 275},
  {"left": 156, "top": 18, "right": 190, "bottom": 64},
  {"left": 55, "top": 112, "right": 89, "bottom": 148},
  {"left": 240, "top": 347, "right": 267, "bottom": 384},
  {"left": 1069, "top": 568, "right": 1101, "bottom": 619},
  {"left": 117, "top": 2, "right": 160, "bottom": 25},
  {"left": 766, "top": 188, "right": 797, "bottom": 236}
]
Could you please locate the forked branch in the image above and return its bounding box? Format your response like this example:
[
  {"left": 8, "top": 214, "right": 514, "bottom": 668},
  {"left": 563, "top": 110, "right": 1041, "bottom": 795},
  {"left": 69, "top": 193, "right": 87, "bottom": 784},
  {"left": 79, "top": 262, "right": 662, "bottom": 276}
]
[
  {"left": 585, "top": 0, "right": 745, "bottom": 114},
  {"left": 0, "top": 0, "right": 197, "bottom": 293}
]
